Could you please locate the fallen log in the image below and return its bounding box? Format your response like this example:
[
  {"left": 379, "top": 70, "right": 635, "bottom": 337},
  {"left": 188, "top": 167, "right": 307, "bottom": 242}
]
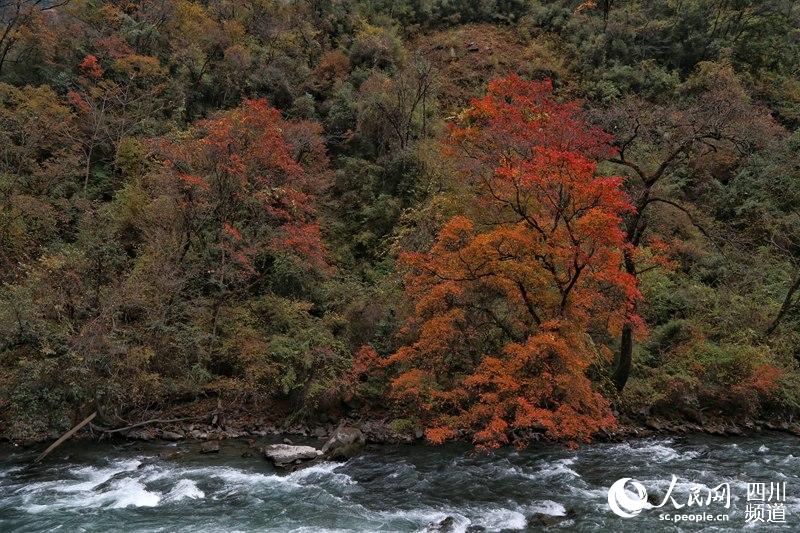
[
  {"left": 35, "top": 411, "right": 97, "bottom": 463},
  {"left": 90, "top": 415, "right": 205, "bottom": 435}
]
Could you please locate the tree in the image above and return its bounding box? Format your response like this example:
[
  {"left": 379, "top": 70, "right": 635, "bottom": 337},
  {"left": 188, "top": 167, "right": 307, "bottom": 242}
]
[
  {"left": 355, "top": 57, "right": 438, "bottom": 154},
  {"left": 141, "top": 98, "right": 336, "bottom": 399},
  {"left": 149, "top": 97, "right": 329, "bottom": 297},
  {"left": 596, "top": 62, "right": 780, "bottom": 390},
  {"left": 66, "top": 53, "right": 176, "bottom": 195},
  {"left": 386, "top": 76, "right": 638, "bottom": 449},
  {"left": 0, "top": 83, "right": 81, "bottom": 280},
  {"left": 0, "top": 0, "right": 68, "bottom": 76},
  {"left": 724, "top": 131, "right": 800, "bottom": 336}
]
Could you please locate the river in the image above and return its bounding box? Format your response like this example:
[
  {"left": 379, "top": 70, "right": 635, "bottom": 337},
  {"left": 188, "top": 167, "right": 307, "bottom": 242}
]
[{"left": 0, "top": 433, "right": 798, "bottom": 531}]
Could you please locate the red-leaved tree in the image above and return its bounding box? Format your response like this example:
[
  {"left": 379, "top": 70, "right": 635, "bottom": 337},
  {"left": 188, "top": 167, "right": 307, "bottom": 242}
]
[
  {"left": 148, "top": 98, "right": 330, "bottom": 299},
  {"left": 386, "top": 76, "right": 639, "bottom": 449}
]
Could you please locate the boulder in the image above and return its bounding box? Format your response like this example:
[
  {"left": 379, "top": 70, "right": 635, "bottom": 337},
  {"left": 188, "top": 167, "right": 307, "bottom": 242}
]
[
  {"left": 160, "top": 429, "right": 184, "bottom": 441},
  {"left": 127, "top": 429, "right": 154, "bottom": 441},
  {"left": 189, "top": 429, "right": 208, "bottom": 440},
  {"left": 223, "top": 427, "right": 247, "bottom": 438},
  {"left": 645, "top": 417, "right": 667, "bottom": 431},
  {"left": 159, "top": 450, "right": 184, "bottom": 461},
  {"left": 322, "top": 426, "right": 365, "bottom": 460},
  {"left": 426, "top": 516, "right": 457, "bottom": 532},
  {"left": 262, "top": 444, "right": 322, "bottom": 466},
  {"left": 529, "top": 513, "right": 563, "bottom": 527},
  {"left": 288, "top": 425, "right": 308, "bottom": 437},
  {"left": 727, "top": 424, "right": 743, "bottom": 436},
  {"left": 200, "top": 440, "right": 220, "bottom": 454}
]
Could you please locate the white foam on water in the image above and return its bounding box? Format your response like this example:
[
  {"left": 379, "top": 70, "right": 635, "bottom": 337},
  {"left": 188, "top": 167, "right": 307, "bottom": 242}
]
[
  {"left": 497, "top": 463, "right": 527, "bottom": 479},
  {"left": 758, "top": 445, "right": 769, "bottom": 452},
  {"left": 606, "top": 440, "right": 682, "bottom": 462},
  {"left": 62, "top": 459, "right": 143, "bottom": 492},
  {"left": 379, "top": 505, "right": 531, "bottom": 532},
  {"left": 87, "top": 478, "right": 161, "bottom": 508},
  {"left": 21, "top": 503, "right": 50, "bottom": 514},
  {"left": 534, "top": 457, "right": 581, "bottom": 479},
  {"left": 189, "top": 466, "right": 291, "bottom": 488},
  {"left": 287, "top": 462, "right": 355, "bottom": 487},
  {"left": 470, "top": 508, "right": 527, "bottom": 530},
  {"left": 23, "top": 477, "right": 161, "bottom": 513},
  {"left": 14, "top": 459, "right": 218, "bottom": 513},
  {"left": 164, "top": 479, "right": 204, "bottom": 501},
  {"left": 288, "top": 526, "right": 353, "bottom": 533},
  {"left": 20, "top": 457, "right": 330, "bottom": 514},
  {"left": 570, "top": 485, "right": 608, "bottom": 505},
  {"left": 19, "top": 458, "right": 144, "bottom": 496},
  {"left": 527, "top": 499, "right": 567, "bottom": 516},
  {"left": 138, "top": 463, "right": 280, "bottom": 487},
  {"left": 378, "top": 508, "right": 470, "bottom": 532},
  {"left": 130, "top": 461, "right": 358, "bottom": 509}
]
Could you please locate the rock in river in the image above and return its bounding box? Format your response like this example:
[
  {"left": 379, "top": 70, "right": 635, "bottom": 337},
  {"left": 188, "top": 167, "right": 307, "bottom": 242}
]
[
  {"left": 262, "top": 444, "right": 322, "bottom": 466},
  {"left": 322, "top": 426, "right": 365, "bottom": 460},
  {"left": 200, "top": 440, "right": 220, "bottom": 454}
]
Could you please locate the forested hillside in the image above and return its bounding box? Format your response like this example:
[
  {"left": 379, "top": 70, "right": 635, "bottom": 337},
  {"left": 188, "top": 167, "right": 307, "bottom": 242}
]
[{"left": 1, "top": 0, "right": 799, "bottom": 446}]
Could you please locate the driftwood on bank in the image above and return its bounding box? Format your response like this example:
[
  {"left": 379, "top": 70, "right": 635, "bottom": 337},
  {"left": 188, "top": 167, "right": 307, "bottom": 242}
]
[
  {"left": 90, "top": 416, "right": 202, "bottom": 435},
  {"left": 34, "top": 411, "right": 97, "bottom": 463},
  {"left": 31, "top": 407, "right": 221, "bottom": 461}
]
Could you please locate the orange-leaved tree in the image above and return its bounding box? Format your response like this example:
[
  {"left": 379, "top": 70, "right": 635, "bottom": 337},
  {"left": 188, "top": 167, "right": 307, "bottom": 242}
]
[{"left": 386, "top": 75, "right": 640, "bottom": 449}]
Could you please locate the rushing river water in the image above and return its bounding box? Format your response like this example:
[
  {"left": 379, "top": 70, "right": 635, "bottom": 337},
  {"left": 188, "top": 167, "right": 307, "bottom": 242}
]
[{"left": 0, "top": 433, "right": 798, "bottom": 531}]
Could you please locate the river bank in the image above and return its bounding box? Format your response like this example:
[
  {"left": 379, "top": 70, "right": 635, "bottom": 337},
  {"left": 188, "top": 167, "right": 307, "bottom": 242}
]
[{"left": 6, "top": 408, "right": 800, "bottom": 457}]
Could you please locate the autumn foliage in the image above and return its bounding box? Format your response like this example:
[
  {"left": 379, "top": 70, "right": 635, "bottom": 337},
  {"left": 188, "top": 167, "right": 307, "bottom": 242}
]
[
  {"left": 2, "top": 0, "right": 797, "bottom": 445},
  {"left": 151, "top": 98, "right": 330, "bottom": 283},
  {"left": 386, "top": 76, "right": 639, "bottom": 448}
]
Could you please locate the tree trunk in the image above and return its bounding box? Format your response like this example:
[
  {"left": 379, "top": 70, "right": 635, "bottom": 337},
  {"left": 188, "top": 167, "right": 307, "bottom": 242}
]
[
  {"left": 613, "top": 323, "right": 633, "bottom": 391},
  {"left": 766, "top": 271, "right": 800, "bottom": 336},
  {"left": 612, "top": 250, "right": 638, "bottom": 391}
]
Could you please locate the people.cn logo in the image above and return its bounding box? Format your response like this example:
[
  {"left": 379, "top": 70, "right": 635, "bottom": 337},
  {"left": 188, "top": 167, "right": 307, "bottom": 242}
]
[{"left": 608, "top": 478, "right": 650, "bottom": 518}]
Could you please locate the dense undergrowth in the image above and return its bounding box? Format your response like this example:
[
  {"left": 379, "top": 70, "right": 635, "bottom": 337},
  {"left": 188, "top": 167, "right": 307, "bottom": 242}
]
[{"left": 0, "top": 0, "right": 799, "bottom": 445}]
